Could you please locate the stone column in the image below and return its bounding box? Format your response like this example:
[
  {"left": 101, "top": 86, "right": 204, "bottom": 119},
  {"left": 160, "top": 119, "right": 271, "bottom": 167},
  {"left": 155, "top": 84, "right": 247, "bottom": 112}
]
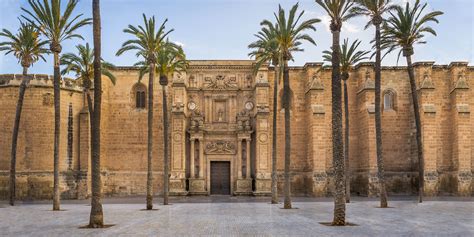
[
  {"left": 448, "top": 62, "right": 472, "bottom": 196},
  {"left": 246, "top": 138, "right": 251, "bottom": 178},
  {"left": 189, "top": 132, "right": 206, "bottom": 195},
  {"left": 235, "top": 134, "right": 252, "bottom": 195},
  {"left": 237, "top": 138, "right": 243, "bottom": 178},
  {"left": 190, "top": 138, "right": 195, "bottom": 178},
  {"left": 199, "top": 137, "right": 204, "bottom": 178}
]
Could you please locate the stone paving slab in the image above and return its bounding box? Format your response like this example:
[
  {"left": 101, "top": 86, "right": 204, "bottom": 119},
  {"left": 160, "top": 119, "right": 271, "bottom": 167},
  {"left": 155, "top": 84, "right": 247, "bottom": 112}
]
[{"left": 0, "top": 199, "right": 473, "bottom": 236}]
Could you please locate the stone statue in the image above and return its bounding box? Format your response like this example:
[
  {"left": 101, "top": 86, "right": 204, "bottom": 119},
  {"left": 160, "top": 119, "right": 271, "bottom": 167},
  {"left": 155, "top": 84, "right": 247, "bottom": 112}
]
[{"left": 218, "top": 109, "right": 224, "bottom": 122}]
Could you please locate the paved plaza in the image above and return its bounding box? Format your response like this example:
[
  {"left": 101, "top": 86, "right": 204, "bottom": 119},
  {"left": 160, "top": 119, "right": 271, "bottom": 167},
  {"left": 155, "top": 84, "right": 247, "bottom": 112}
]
[{"left": 0, "top": 197, "right": 473, "bottom": 236}]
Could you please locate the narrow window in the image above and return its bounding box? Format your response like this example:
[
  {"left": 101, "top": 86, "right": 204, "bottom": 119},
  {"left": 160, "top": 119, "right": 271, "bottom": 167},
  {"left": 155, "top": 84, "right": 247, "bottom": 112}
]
[
  {"left": 135, "top": 85, "right": 146, "bottom": 109},
  {"left": 384, "top": 91, "right": 394, "bottom": 110}
]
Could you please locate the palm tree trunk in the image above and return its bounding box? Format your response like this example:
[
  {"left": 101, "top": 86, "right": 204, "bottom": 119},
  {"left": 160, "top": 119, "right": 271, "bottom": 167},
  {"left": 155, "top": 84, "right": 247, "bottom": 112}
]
[
  {"left": 9, "top": 67, "right": 30, "bottom": 206},
  {"left": 162, "top": 79, "right": 170, "bottom": 205},
  {"left": 405, "top": 54, "right": 424, "bottom": 203},
  {"left": 146, "top": 63, "right": 155, "bottom": 210},
  {"left": 53, "top": 52, "right": 61, "bottom": 211},
  {"left": 86, "top": 89, "right": 94, "bottom": 118},
  {"left": 89, "top": 0, "right": 104, "bottom": 227},
  {"left": 375, "top": 23, "right": 388, "bottom": 208},
  {"left": 271, "top": 65, "right": 279, "bottom": 204},
  {"left": 331, "top": 29, "right": 345, "bottom": 226},
  {"left": 343, "top": 79, "right": 350, "bottom": 203},
  {"left": 283, "top": 60, "right": 292, "bottom": 209}
]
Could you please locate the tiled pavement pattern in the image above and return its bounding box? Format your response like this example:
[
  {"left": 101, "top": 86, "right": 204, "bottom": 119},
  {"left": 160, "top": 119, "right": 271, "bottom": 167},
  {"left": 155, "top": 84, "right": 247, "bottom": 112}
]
[{"left": 0, "top": 197, "right": 473, "bottom": 236}]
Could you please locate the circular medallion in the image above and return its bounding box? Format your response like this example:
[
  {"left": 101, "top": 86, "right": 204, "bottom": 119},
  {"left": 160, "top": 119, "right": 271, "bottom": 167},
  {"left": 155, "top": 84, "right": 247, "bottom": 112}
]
[
  {"left": 187, "top": 101, "right": 197, "bottom": 111},
  {"left": 259, "top": 134, "right": 268, "bottom": 143},
  {"left": 245, "top": 101, "right": 254, "bottom": 111},
  {"left": 173, "top": 133, "right": 182, "bottom": 142}
]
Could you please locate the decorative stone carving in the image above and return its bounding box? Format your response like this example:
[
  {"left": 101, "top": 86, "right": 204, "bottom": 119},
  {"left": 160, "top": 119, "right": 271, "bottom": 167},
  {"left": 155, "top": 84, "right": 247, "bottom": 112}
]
[
  {"left": 454, "top": 70, "right": 469, "bottom": 89},
  {"left": 205, "top": 75, "right": 237, "bottom": 89},
  {"left": 245, "top": 75, "right": 252, "bottom": 88},
  {"left": 188, "top": 75, "right": 197, "bottom": 88},
  {"left": 234, "top": 179, "right": 252, "bottom": 195},
  {"left": 43, "top": 93, "right": 54, "bottom": 106},
  {"left": 420, "top": 71, "right": 435, "bottom": 89},
  {"left": 362, "top": 69, "right": 375, "bottom": 89},
  {"left": 205, "top": 141, "right": 236, "bottom": 154},
  {"left": 307, "top": 70, "right": 324, "bottom": 91},
  {"left": 189, "top": 109, "right": 204, "bottom": 131},
  {"left": 256, "top": 73, "right": 267, "bottom": 84},
  {"left": 237, "top": 109, "right": 252, "bottom": 131},
  {"left": 189, "top": 178, "right": 207, "bottom": 195},
  {"left": 172, "top": 102, "right": 185, "bottom": 113}
]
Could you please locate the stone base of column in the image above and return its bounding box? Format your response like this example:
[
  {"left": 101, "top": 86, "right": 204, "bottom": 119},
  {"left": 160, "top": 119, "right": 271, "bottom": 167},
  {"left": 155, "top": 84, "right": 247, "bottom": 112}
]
[
  {"left": 234, "top": 178, "right": 252, "bottom": 195},
  {"left": 169, "top": 178, "right": 188, "bottom": 196},
  {"left": 423, "top": 171, "right": 438, "bottom": 196},
  {"left": 76, "top": 171, "right": 90, "bottom": 199},
  {"left": 457, "top": 170, "right": 472, "bottom": 196},
  {"left": 189, "top": 178, "right": 207, "bottom": 195},
  {"left": 253, "top": 179, "right": 271, "bottom": 196},
  {"left": 367, "top": 172, "right": 380, "bottom": 198},
  {"left": 312, "top": 171, "right": 328, "bottom": 197}
]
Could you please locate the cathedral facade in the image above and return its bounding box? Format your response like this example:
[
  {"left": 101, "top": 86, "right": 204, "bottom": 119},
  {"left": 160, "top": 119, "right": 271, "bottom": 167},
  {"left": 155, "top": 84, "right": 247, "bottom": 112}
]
[{"left": 0, "top": 60, "right": 472, "bottom": 199}]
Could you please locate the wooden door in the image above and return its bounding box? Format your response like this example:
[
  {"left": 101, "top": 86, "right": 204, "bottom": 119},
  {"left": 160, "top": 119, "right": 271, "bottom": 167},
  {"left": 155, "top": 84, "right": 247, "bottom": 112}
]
[{"left": 210, "top": 161, "right": 231, "bottom": 195}]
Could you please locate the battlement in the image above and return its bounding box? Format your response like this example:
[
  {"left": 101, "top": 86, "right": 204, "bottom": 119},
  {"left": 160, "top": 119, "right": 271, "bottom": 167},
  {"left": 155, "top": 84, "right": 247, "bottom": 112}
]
[{"left": 0, "top": 74, "right": 81, "bottom": 92}]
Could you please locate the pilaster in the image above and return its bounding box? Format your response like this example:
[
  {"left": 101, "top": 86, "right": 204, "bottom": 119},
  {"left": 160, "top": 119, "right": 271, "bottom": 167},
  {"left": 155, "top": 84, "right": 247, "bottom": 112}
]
[
  {"left": 253, "top": 69, "right": 271, "bottom": 196},
  {"left": 304, "top": 64, "right": 330, "bottom": 196},
  {"left": 169, "top": 72, "right": 188, "bottom": 195},
  {"left": 355, "top": 64, "right": 378, "bottom": 197},
  {"left": 414, "top": 62, "right": 438, "bottom": 195},
  {"left": 448, "top": 62, "right": 472, "bottom": 196},
  {"left": 77, "top": 108, "right": 90, "bottom": 199}
]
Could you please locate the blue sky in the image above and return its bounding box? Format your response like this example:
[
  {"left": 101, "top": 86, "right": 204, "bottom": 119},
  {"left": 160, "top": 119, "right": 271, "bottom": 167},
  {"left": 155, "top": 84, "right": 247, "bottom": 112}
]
[{"left": 0, "top": 0, "right": 472, "bottom": 75}]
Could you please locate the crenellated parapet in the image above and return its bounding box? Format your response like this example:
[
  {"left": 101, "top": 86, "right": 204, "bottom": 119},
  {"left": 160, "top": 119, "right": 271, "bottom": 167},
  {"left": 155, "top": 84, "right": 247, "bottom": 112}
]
[{"left": 0, "top": 74, "right": 81, "bottom": 92}]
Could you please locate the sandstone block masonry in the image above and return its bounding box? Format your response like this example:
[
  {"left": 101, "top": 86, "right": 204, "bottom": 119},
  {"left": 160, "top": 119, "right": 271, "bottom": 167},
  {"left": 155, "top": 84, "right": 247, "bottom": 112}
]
[{"left": 0, "top": 60, "right": 472, "bottom": 200}]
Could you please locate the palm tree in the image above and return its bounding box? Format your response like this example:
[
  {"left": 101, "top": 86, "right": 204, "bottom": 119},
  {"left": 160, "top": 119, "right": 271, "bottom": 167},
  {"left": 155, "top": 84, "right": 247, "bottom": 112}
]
[
  {"left": 89, "top": 0, "right": 103, "bottom": 227},
  {"left": 352, "top": 0, "right": 397, "bottom": 209},
  {"left": 262, "top": 3, "right": 320, "bottom": 209},
  {"left": 116, "top": 14, "right": 172, "bottom": 210},
  {"left": 381, "top": 0, "right": 443, "bottom": 203},
  {"left": 61, "top": 43, "right": 116, "bottom": 118},
  {"left": 323, "top": 38, "right": 369, "bottom": 203},
  {"left": 0, "top": 22, "right": 48, "bottom": 206},
  {"left": 22, "top": 0, "right": 91, "bottom": 211},
  {"left": 143, "top": 40, "right": 188, "bottom": 205},
  {"left": 315, "top": 0, "right": 355, "bottom": 225},
  {"left": 248, "top": 23, "right": 282, "bottom": 204}
]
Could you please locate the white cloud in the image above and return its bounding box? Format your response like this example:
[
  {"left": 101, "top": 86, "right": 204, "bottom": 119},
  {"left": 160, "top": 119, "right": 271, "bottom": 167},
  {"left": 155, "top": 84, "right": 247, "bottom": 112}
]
[{"left": 174, "top": 41, "right": 185, "bottom": 48}]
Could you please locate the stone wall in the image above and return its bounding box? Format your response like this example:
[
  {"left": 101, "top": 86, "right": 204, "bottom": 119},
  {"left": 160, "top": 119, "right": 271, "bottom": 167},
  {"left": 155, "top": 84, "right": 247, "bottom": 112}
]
[{"left": 0, "top": 60, "right": 472, "bottom": 200}]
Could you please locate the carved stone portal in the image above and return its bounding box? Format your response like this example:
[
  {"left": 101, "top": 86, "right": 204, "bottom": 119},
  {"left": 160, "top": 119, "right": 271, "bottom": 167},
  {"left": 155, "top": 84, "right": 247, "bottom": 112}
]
[
  {"left": 205, "top": 75, "right": 237, "bottom": 89},
  {"left": 205, "top": 141, "right": 236, "bottom": 154}
]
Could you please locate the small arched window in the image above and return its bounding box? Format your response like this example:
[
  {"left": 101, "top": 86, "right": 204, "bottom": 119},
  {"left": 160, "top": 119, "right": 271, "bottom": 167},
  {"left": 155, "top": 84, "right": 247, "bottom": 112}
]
[
  {"left": 134, "top": 83, "right": 147, "bottom": 109},
  {"left": 383, "top": 90, "right": 396, "bottom": 111}
]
